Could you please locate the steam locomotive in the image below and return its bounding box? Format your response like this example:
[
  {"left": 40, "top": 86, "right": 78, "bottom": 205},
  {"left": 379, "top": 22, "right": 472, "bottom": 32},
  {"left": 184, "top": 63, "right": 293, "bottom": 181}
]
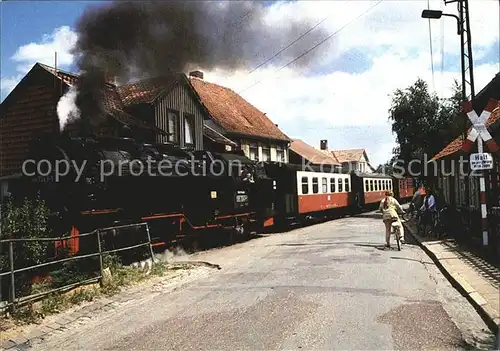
[
  {"left": 11, "top": 135, "right": 414, "bottom": 255},
  {"left": 14, "top": 135, "right": 274, "bottom": 252}
]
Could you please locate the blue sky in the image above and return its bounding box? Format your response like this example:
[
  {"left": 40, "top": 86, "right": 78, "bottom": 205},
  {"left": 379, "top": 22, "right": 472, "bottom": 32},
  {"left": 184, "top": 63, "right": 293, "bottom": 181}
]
[{"left": 1, "top": 1, "right": 499, "bottom": 166}]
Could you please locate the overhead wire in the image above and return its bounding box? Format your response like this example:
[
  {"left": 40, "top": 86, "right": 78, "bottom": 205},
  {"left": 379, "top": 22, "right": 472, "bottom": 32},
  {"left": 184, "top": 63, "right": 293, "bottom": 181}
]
[
  {"left": 237, "top": 0, "right": 384, "bottom": 96},
  {"left": 427, "top": 0, "right": 436, "bottom": 92},
  {"left": 246, "top": 12, "right": 335, "bottom": 76},
  {"left": 440, "top": 0, "right": 445, "bottom": 98}
]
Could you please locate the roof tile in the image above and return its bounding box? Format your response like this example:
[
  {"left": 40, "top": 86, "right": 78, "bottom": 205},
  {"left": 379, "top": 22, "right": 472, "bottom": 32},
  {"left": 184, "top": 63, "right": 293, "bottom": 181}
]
[
  {"left": 331, "top": 149, "right": 366, "bottom": 163},
  {"left": 117, "top": 75, "right": 179, "bottom": 106},
  {"left": 290, "top": 139, "right": 340, "bottom": 165},
  {"left": 189, "top": 77, "right": 290, "bottom": 142}
]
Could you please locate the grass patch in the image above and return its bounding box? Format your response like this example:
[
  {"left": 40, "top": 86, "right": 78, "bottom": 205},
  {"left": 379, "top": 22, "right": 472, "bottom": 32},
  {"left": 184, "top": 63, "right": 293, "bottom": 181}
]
[{"left": 6, "top": 255, "right": 169, "bottom": 326}]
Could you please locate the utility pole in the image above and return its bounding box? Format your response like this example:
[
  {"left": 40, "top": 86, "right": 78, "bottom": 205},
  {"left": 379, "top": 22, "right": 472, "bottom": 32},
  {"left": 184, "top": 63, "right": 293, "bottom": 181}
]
[
  {"left": 444, "top": 0, "right": 475, "bottom": 214},
  {"left": 444, "top": 0, "right": 475, "bottom": 101}
]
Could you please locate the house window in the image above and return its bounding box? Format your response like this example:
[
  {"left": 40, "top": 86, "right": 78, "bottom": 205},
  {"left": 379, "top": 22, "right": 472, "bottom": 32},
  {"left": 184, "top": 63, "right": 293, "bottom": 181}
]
[
  {"left": 338, "top": 178, "right": 343, "bottom": 192},
  {"left": 249, "top": 143, "right": 258, "bottom": 161},
  {"left": 167, "top": 110, "right": 179, "bottom": 143},
  {"left": 301, "top": 176, "right": 309, "bottom": 195},
  {"left": 276, "top": 145, "right": 285, "bottom": 162},
  {"left": 262, "top": 145, "right": 270, "bottom": 162},
  {"left": 344, "top": 178, "right": 350, "bottom": 192},
  {"left": 312, "top": 177, "right": 318, "bottom": 194},
  {"left": 184, "top": 114, "right": 195, "bottom": 146},
  {"left": 331, "top": 178, "right": 336, "bottom": 192},
  {"left": 322, "top": 177, "right": 327, "bottom": 193}
]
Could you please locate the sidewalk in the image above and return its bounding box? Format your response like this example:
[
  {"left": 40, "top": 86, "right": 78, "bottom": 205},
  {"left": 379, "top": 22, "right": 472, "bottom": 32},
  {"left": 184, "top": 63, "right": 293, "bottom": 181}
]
[{"left": 404, "top": 220, "right": 500, "bottom": 335}]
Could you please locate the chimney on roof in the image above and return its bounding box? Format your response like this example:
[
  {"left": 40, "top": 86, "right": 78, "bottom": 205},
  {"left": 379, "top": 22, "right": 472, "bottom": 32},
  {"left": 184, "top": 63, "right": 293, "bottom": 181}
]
[
  {"left": 189, "top": 70, "right": 204, "bottom": 79},
  {"left": 320, "top": 139, "right": 328, "bottom": 150}
]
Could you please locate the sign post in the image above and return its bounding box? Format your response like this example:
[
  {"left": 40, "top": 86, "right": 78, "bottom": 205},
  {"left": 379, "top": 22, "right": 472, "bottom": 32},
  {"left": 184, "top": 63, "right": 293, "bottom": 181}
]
[{"left": 461, "top": 99, "right": 499, "bottom": 246}]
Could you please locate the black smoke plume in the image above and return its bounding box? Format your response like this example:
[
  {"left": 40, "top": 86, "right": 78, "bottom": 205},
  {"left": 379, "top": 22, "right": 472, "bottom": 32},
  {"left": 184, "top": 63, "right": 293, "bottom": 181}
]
[{"left": 71, "top": 0, "right": 332, "bottom": 130}]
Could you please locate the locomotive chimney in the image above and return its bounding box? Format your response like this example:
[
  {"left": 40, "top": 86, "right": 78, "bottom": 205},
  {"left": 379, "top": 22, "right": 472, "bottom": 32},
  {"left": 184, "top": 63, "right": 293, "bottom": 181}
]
[
  {"left": 189, "top": 70, "right": 204, "bottom": 79},
  {"left": 320, "top": 139, "right": 328, "bottom": 150}
]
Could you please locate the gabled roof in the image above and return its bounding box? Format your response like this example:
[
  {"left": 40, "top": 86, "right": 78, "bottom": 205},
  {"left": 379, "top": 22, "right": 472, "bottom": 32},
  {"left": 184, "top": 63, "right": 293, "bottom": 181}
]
[
  {"left": 431, "top": 100, "right": 500, "bottom": 160},
  {"left": 188, "top": 77, "right": 290, "bottom": 142},
  {"left": 290, "top": 139, "right": 340, "bottom": 165},
  {"left": 13, "top": 63, "right": 167, "bottom": 135},
  {"left": 331, "top": 149, "right": 368, "bottom": 163}
]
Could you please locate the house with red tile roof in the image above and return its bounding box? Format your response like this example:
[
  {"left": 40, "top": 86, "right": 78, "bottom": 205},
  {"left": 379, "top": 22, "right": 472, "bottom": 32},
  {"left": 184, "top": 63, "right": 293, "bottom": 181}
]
[
  {"left": 289, "top": 139, "right": 340, "bottom": 170},
  {"left": 188, "top": 71, "right": 291, "bottom": 162},
  {"left": 330, "top": 148, "right": 375, "bottom": 173}
]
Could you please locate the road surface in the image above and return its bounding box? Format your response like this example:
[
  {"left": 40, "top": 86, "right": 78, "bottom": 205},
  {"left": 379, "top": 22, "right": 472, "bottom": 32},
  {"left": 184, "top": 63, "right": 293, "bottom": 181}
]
[{"left": 31, "top": 212, "right": 496, "bottom": 350}]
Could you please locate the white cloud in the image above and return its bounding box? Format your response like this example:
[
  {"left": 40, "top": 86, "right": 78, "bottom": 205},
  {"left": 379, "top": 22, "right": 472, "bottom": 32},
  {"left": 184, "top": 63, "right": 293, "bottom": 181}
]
[
  {"left": 202, "top": 0, "right": 500, "bottom": 166},
  {"left": 1, "top": 26, "right": 77, "bottom": 98},
  {"left": 1, "top": 1, "right": 498, "bottom": 165}
]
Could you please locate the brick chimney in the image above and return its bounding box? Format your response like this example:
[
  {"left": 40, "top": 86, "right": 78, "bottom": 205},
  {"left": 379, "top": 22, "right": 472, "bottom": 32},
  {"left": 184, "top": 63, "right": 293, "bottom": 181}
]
[
  {"left": 189, "top": 70, "right": 204, "bottom": 79},
  {"left": 320, "top": 139, "right": 328, "bottom": 150}
]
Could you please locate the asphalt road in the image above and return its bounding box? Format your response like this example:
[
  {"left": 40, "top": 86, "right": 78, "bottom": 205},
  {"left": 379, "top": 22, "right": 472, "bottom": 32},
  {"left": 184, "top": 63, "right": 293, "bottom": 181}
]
[{"left": 31, "top": 212, "right": 496, "bottom": 350}]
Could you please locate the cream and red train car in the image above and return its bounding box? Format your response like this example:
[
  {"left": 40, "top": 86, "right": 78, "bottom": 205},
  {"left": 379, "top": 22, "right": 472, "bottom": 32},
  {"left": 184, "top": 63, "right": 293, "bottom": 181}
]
[
  {"left": 350, "top": 172, "right": 394, "bottom": 210},
  {"left": 262, "top": 162, "right": 354, "bottom": 226}
]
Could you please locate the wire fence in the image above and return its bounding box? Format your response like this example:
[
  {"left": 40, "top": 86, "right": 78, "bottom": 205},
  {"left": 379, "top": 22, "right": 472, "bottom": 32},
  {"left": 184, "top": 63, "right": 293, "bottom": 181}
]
[{"left": 0, "top": 222, "right": 154, "bottom": 313}]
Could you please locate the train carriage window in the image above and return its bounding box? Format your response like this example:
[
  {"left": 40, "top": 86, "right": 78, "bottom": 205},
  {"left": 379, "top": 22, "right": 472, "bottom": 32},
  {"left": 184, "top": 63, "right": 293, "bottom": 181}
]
[
  {"left": 338, "top": 178, "right": 343, "bottom": 192},
  {"left": 374, "top": 180, "right": 378, "bottom": 191},
  {"left": 384, "top": 180, "right": 387, "bottom": 190},
  {"left": 331, "top": 178, "right": 336, "bottom": 192},
  {"left": 344, "top": 178, "right": 350, "bottom": 192},
  {"left": 389, "top": 181, "right": 392, "bottom": 190},
  {"left": 312, "top": 177, "right": 319, "bottom": 194},
  {"left": 301, "top": 177, "right": 309, "bottom": 194},
  {"left": 365, "top": 179, "right": 369, "bottom": 192},
  {"left": 378, "top": 180, "right": 381, "bottom": 191},
  {"left": 370, "top": 180, "right": 374, "bottom": 191},
  {"left": 322, "top": 177, "right": 327, "bottom": 193}
]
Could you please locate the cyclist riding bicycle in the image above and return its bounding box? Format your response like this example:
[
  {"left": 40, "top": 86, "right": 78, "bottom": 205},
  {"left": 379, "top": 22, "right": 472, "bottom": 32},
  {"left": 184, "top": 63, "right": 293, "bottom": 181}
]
[{"left": 379, "top": 190, "right": 405, "bottom": 249}]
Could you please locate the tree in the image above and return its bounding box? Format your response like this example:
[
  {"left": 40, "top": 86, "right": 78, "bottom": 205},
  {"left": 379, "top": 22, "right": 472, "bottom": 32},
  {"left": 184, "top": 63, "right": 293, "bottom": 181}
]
[{"left": 388, "top": 78, "right": 462, "bottom": 177}]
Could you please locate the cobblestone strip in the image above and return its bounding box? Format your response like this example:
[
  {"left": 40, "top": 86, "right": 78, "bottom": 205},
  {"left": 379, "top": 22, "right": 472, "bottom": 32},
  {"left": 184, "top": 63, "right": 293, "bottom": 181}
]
[{"left": 403, "top": 221, "right": 500, "bottom": 335}]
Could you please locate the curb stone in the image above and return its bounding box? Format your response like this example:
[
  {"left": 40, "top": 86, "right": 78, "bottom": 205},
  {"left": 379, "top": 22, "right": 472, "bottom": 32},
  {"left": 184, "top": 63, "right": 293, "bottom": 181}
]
[{"left": 403, "top": 222, "right": 500, "bottom": 335}]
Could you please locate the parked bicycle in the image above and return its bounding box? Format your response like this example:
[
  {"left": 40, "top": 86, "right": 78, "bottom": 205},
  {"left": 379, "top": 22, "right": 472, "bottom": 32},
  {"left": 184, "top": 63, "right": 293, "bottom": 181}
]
[{"left": 416, "top": 206, "right": 449, "bottom": 239}]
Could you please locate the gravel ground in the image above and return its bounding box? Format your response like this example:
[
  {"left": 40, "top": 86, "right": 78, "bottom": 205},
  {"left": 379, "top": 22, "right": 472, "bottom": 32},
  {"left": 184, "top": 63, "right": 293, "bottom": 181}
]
[{"left": 29, "top": 212, "right": 497, "bottom": 350}]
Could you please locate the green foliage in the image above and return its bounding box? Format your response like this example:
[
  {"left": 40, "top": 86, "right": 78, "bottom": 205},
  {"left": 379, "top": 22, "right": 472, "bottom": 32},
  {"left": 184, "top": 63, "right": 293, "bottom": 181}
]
[
  {"left": 388, "top": 78, "right": 463, "bottom": 173},
  {"left": 0, "top": 195, "right": 51, "bottom": 268}
]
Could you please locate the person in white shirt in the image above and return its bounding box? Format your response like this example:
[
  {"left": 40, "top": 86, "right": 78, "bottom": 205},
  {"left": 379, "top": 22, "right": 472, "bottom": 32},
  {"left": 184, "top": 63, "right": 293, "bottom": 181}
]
[{"left": 420, "top": 187, "right": 436, "bottom": 233}]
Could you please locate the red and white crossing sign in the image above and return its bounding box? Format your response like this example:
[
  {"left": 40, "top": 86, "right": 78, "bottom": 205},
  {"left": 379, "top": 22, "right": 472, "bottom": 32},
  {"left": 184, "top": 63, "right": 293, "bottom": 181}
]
[{"left": 462, "top": 99, "right": 499, "bottom": 153}]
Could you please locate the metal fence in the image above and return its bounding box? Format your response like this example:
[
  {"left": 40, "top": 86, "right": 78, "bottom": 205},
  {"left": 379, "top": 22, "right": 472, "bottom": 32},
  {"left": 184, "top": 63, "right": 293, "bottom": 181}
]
[{"left": 0, "top": 222, "right": 154, "bottom": 312}]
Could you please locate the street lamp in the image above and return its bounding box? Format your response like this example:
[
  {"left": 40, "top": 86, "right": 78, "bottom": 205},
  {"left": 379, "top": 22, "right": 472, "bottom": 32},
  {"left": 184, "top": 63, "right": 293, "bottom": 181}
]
[{"left": 421, "top": 9, "right": 462, "bottom": 34}]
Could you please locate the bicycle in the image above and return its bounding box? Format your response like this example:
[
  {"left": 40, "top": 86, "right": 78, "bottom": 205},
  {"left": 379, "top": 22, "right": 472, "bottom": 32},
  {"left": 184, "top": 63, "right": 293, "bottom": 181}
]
[
  {"left": 402, "top": 202, "right": 415, "bottom": 221},
  {"left": 390, "top": 217, "right": 404, "bottom": 251}
]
